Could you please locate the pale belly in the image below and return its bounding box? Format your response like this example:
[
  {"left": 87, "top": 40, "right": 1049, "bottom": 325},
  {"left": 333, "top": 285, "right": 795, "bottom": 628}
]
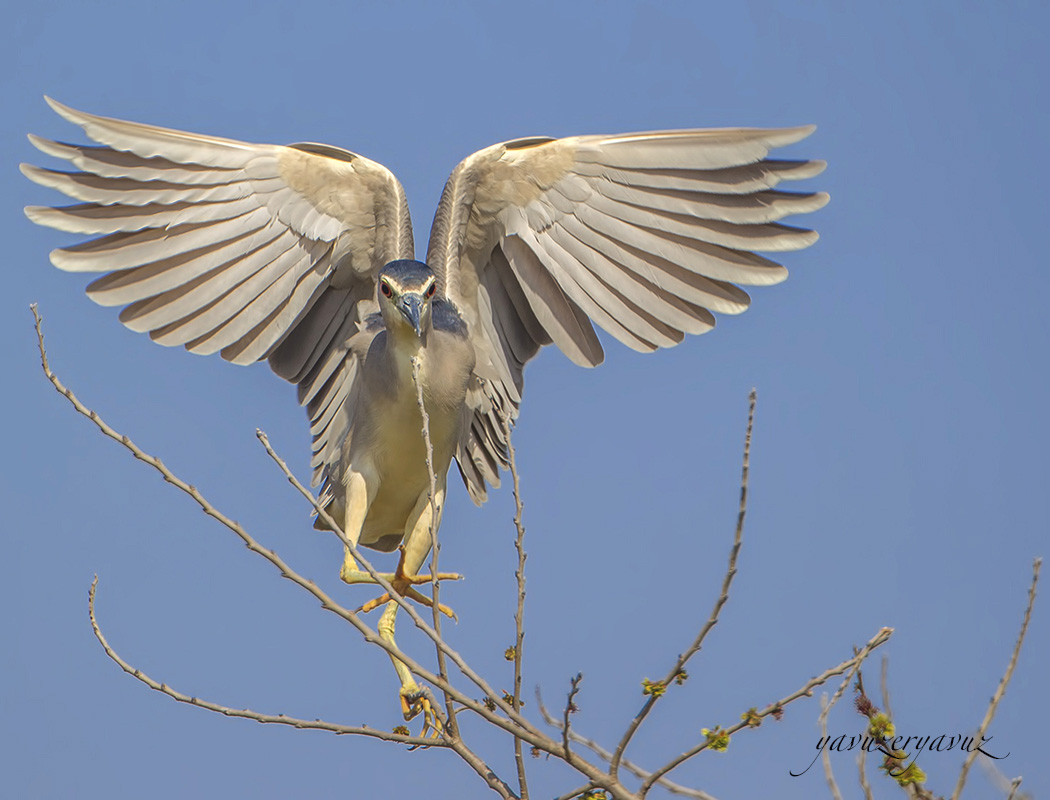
[{"left": 354, "top": 395, "right": 459, "bottom": 550}]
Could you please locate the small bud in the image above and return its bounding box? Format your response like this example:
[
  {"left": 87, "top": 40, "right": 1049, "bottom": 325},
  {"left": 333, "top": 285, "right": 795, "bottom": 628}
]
[
  {"left": 675, "top": 669, "right": 689, "bottom": 685},
  {"left": 855, "top": 692, "right": 877, "bottom": 717},
  {"left": 641, "top": 678, "right": 666, "bottom": 697},
  {"left": 501, "top": 690, "right": 523, "bottom": 707},
  {"left": 867, "top": 712, "right": 895, "bottom": 740},
  {"left": 504, "top": 646, "right": 517, "bottom": 661},
  {"left": 701, "top": 726, "right": 730, "bottom": 752},
  {"left": 740, "top": 708, "right": 762, "bottom": 728},
  {"left": 392, "top": 725, "right": 410, "bottom": 736}
]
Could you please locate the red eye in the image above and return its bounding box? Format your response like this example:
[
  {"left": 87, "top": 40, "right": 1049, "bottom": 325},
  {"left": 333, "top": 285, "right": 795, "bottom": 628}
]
[
  {"left": 425, "top": 282, "right": 436, "bottom": 299},
  {"left": 380, "top": 281, "right": 393, "bottom": 298}
]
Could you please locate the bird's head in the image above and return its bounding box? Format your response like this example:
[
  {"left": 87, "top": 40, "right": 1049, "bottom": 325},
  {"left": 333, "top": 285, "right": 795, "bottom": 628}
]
[{"left": 377, "top": 260, "right": 438, "bottom": 339}]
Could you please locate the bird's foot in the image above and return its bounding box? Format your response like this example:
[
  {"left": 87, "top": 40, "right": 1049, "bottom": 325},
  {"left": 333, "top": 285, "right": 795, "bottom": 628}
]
[
  {"left": 400, "top": 681, "right": 444, "bottom": 738},
  {"left": 357, "top": 585, "right": 458, "bottom": 619},
  {"left": 348, "top": 545, "right": 460, "bottom": 620}
]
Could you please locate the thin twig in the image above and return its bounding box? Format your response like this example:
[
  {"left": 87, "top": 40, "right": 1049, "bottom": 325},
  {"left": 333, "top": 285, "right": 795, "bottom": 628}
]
[
  {"left": 820, "top": 694, "right": 844, "bottom": 800},
  {"left": 562, "top": 674, "right": 584, "bottom": 766},
  {"left": 951, "top": 558, "right": 1041, "bottom": 800},
  {"left": 978, "top": 755, "right": 1029, "bottom": 800},
  {"left": 639, "top": 626, "right": 893, "bottom": 796},
  {"left": 818, "top": 639, "right": 867, "bottom": 732},
  {"left": 503, "top": 416, "right": 530, "bottom": 800},
  {"left": 852, "top": 664, "right": 876, "bottom": 800},
  {"left": 411, "top": 356, "right": 456, "bottom": 733},
  {"left": 1006, "top": 777, "right": 1024, "bottom": 800},
  {"left": 611, "top": 390, "right": 756, "bottom": 779},
  {"left": 880, "top": 655, "right": 893, "bottom": 720},
  {"left": 858, "top": 746, "right": 875, "bottom": 800},
  {"left": 537, "top": 690, "right": 717, "bottom": 800},
  {"left": 445, "top": 735, "right": 519, "bottom": 800},
  {"left": 88, "top": 576, "right": 445, "bottom": 746}
]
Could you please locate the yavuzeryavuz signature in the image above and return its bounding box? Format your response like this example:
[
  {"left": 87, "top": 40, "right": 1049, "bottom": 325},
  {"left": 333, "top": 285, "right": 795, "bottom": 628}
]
[{"left": 790, "top": 732, "right": 1008, "bottom": 777}]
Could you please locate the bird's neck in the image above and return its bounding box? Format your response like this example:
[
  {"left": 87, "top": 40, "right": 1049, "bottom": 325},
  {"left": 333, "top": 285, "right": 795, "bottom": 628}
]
[{"left": 386, "top": 326, "right": 430, "bottom": 389}]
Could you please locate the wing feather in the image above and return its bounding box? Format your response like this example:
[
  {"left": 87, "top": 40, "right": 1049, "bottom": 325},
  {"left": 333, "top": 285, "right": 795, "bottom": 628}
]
[
  {"left": 428, "top": 125, "right": 825, "bottom": 502},
  {"left": 24, "top": 100, "right": 414, "bottom": 501}
]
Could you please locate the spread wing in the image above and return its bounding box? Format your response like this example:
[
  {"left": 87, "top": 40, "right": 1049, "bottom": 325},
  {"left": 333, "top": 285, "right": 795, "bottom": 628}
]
[
  {"left": 22, "top": 98, "right": 414, "bottom": 492},
  {"left": 426, "top": 127, "right": 828, "bottom": 503}
]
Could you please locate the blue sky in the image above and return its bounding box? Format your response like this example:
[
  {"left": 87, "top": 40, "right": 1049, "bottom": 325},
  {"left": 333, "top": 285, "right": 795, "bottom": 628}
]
[{"left": 3, "top": 2, "right": 1047, "bottom": 798}]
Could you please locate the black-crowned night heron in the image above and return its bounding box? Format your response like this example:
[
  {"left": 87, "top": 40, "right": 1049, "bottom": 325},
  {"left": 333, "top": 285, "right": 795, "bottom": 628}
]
[{"left": 23, "top": 99, "right": 827, "bottom": 728}]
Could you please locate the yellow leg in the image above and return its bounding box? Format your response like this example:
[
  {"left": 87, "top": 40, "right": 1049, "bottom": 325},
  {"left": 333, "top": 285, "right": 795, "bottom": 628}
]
[
  {"left": 337, "top": 482, "right": 458, "bottom": 735},
  {"left": 338, "top": 471, "right": 373, "bottom": 584},
  {"left": 377, "top": 597, "right": 441, "bottom": 735},
  {"left": 346, "top": 486, "right": 460, "bottom": 604},
  {"left": 372, "top": 487, "right": 455, "bottom": 736}
]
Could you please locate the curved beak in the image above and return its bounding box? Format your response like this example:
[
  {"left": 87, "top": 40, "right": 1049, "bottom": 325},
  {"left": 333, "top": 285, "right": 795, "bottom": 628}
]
[{"left": 397, "top": 293, "right": 424, "bottom": 337}]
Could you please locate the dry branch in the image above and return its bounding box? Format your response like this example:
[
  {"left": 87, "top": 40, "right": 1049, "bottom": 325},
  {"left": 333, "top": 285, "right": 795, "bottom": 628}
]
[
  {"left": 88, "top": 577, "right": 443, "bottom": 746},
  {"left": 503, "top": 415, "right": 531, "bottom": 800}
]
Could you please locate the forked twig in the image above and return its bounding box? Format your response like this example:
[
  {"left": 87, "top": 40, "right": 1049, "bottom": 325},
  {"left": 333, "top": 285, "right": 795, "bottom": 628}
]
[
  {"left": 536, "top": 690, "right": 716, "bottom": 800},
  {"left": 88, "top": 577, "right": 444, "bottom": 746},
  {"left": 611, "top": 390, "right": 756, "bottom": 778},
  {"left": 951, "top": 558, "right": 1041, "bottom": 800},
  {"left": 562, "top": 674, "right": 584, "bottom": 766},
  {"left": 638, "top": 626, "right": 893, "bottom": 795}
]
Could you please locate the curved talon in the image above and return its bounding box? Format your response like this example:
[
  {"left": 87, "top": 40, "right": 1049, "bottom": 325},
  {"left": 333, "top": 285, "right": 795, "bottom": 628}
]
[
  {"left": 351, "top": 546, "right": 460, "bottom": 618},
  {"left": 401, "top": 685, "right": 443, "bottom": 738},
  {"left": 346, "top": 549, "right": 456, "bottom": 736},
  {"left": 356, "top": 585, "right": 458, "bottom": 618}
]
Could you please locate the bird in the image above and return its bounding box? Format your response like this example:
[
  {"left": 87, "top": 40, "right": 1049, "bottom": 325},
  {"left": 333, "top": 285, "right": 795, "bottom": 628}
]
[{"left": 23, "top": 98, "right": 828, "bottom": 730}]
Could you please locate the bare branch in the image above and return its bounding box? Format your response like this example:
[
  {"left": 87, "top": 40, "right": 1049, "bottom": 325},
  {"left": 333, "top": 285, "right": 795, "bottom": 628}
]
[
  {"left": 562, "top": 674, "right": 584, "bottom": 766},
  {"left": 444, "top": 736, "right": 519, "bottom": 800},
  {"left": 503, "top": 416, "right": 531, "bottom": 800},
  {"left": 611, "top": 390, "right": 756, "bottom": 778},
  {"left": 857, "top": 747, "right": 875, "bottom": 800},
  {"left": 880, "top": 655, "right": 893, "bottom": 720},
  {"left": 537, "top": 690, "right": 717, "bottom": 800},
  {"left": 411, "top": 356, "right": 456, "bottom": 732},
  {"left": 639, "top": 626, "right": 893, "bottom": 795},
  {"left": 88, "top": 576, "right": 445, "bottom": 747},
  {"left": 951, "top": 558, "right": 1041, "bottom": 800},
  {"left": 979, "top": 754, "right": 1029, "bottom": 800},
  {"left": 819, "top": 694, "right": 843, "bottom": 800}
]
